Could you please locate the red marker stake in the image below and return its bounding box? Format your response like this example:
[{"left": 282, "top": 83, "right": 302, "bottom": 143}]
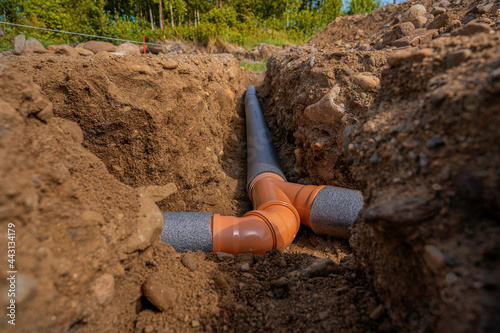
[{"left": 143, "top": 36, "right": 146, "bottom": 54}]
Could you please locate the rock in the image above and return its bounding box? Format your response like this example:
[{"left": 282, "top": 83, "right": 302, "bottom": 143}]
[
  {"left": 444, "top": 20, "right": 462, "bottom": 33},
  {"left": 358, "top": 43, "right": 371, "bottom": 51},
  {"left": 191, "top": 321, "right": 200, "bottom": 328},
  {"left": 309, "top": 56, "right": 315, "bottom": 68},
  {"left": 477, "top": 3, "right": 493, "bottom": 14},
  {"left": 124, "top": 196, "right": 164, "bottom": 253},
  {"left": 162, "top": 59, "right": 178, "bottom": 70},
  {"left": 81, "top": 41, "right": 116, "bottom": 53},
  {"left": 374, "top": 40, "right": 387, "bottom": 50},
  {"left": 424, "top": 245, "right": 446, "bottom": 273},
  {"left": 451, "top": 22, "right": 492, "bottom": 36},
  {"left": 344, "top": 43, "right": 352, "bottom": 50},
  {"left": 319, "top": 310, "right": 330, "bottom": 320},
  {"left": 213, "top": 271, "right": 229, "bottom": 289},
  {"left": 25, "top": 38, "right": 48, "bottom": 53},
  {"left": 116, "top": 41, "right": 140, "bottom": 55},
  {"left": 445, "top": 49, "right": 471, "bottom": 69},
  {"left": 15, "top": 275, "right": 38, "bottom": 304},
  {"left": 427, "top": 13, "right": 456, "bottom": 30},
  {"left": 216, "top": 252, "right": 234, "bottom": 261},
  {"left": 369, "top": 304, "right": 385, "bottom": 320},
  {"left": 391, "top": 29, "right": 439, "bottom": 48},
  {"left": 58, "top": 119, "right": 84, "bottom": 144},
  {"left": 430, "top": 7, "right": 446, "bottom": 16},
  {"left": 137, "top": 183, "right": 177, "bottom": 203},
  {"left": 411, "top": 16, "right": 428, "bottom": 29},
  {"left": 401, "top": 5, "right": 427, "bottom": 23},
  {"left": 143, "top": 276, "right": 178, "bottom": 311},
  {"left": 82, "top": 210, "right": 106, "bottom": 226},
  {"left": 353, "top": 74, "right": 380, "bottom": 92},
  {"left": 47, "top": 45, "right": 57, "bottom": 52},
  {"left": 93, "top": 274, "right": 115, "bottom": 305},
  {"left": 364, "top": 197, "right": 441, "bottom": 225},
  {"left": 369, "top": 152, "right": 380, "bottom": 164},
  {"left": 240, "top": 263, "right": 250, "bottom": 272},
  {"left": 181, "top": 253, "right": 198, "bottom": 271},
  {"left": 304, "top": 85, "right": 345, "bottom": 125},
  {"left": 438, "top": 0, "right": 450, "bottom": 7},
  {"left": 76, "top": 47, "right": 94, "bottom": 56},
  {"left": 426, "top": 137, "right": 445, "bottom": 149},
  {"left": 144, "top": 325, "right": 154, "bottom": 333},
  {"left": 382, "top": 22, "right": 415, "bottom": 45},
  {"left": 55, "top": 44, "right": 78, "bottom": 57},
  {"left": 488, "top": 68, "right": 500, "bottom": 84},
  {"left": 300, "top": 258, "right": 339, "bottom": 279},
  {"left": 270, "top": 277, "right": 289, "bottom": 299},
  {"left": 13, "top": 34, "right": 26, "bottom": 55}
]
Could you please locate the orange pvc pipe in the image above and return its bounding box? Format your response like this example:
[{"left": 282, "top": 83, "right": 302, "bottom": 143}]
[{"left": 211, "top": 172, "right": 325, "bottom": 255}]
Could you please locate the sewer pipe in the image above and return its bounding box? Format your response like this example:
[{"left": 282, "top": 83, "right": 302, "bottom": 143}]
[{"left": 160, "top": 86, "right": 364, "bottom": 255}]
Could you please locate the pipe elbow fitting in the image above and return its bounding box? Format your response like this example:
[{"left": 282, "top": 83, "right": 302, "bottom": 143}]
[{"left": 212, "top": 203, "right": 299, "bottom": 255}]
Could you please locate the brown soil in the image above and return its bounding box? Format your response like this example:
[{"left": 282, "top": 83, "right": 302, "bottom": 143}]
[{"left": 1, "top": 0, "right": 499, "bottom": 332}]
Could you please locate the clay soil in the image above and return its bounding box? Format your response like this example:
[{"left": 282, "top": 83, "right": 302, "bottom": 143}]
[{"left": 1, "top": 0, "right": 499, "bottom": 332}]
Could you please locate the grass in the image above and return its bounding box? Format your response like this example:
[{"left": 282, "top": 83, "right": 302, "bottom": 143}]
[{"left": 240, "top": 60, "right": 267, "bottom": 71}]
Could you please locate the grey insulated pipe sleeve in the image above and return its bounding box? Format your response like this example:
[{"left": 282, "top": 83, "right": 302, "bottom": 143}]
[
  {"left": 309, "top": 186, "right": 364, "bottom": 239},
  {"left": 160, "top": 212, "right": 213, "bottom": 252},
  {"left": 245, "top": 85, "right": 287, "bottom": 188}
]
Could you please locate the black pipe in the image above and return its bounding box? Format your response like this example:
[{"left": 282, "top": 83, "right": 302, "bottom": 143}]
[{"left": 245, "top": 85, "right": 287, "bottom": 189}]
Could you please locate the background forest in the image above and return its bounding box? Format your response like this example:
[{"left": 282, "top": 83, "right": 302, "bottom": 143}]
[{"left": 0, "top": 0, "right": 382, "bottom": 50}]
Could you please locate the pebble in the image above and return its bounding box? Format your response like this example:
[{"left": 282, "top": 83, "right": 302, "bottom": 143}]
[
  {"left": 353, "top": 74, "right": 380, "bottom": 92},
  {"left": 444, "top": 20, "right": 462, "bottom": 33},
  {"left": 76, "top": 47, "right": 94, "bottom": 56},
  {"left": 56, "top": 44, "right": 78, "bottom": 57},
  {"left": 240, "top": 263, "right": 250, "bottom": 272},
  {"left": 369, "top": 304, "right": 385, "bottom": 320},
  {"left": 309, "top": 56, "right": 315, "bottom": 68},
  {"left": 344, "top": 43, "right": 352, "bottom": 50},
  {"left": 430, "top": 7, "right": 446, "bottom": 16},
  {"left": 443, "top": 250, "right": 458, "bottom": 267},
  {"left": 488, "top": 68, "right": 500, "bottom": 84},
  {"left": 124, "top": 196, "right": 164, "bottom": 253},
  {"left": 191, "top": 320, "right": 200, "bottom": 328},
  {"left": 369, "top": 152, "right": 380, "bottom": 164},
  {"left": 411, "top": 16, "right": 428, "bottom": 29},
  {"left": 451, "top": 22, "right": 492, "bottom": 36},
  {"left": 445, "top": 48, "right": 471, "bottom": 68},
  {"left": 364, "top": 197, "right": 441, "bottom": 224},
  {"left": 143, "top": 277, "right": 178, "bottom": 311},
  {"left": 424, "top": 245, "right": 446, "bottom": 273},
  {"left": 25, "top": 38, "right": 48, "bottom": 53},
  {"left": 13, "top": 34, "right": 26, "bottom": 55},
  {"left": 14, "top": 275, "right": 38, "bottom": 304},
  {"left": 401, "top": 5, "right": 427, "bottom": 23},
  {"left": 426, "top": 137, "right": 445, "bottom": 149},
  {"left": 303, "top": 85, "right": 345, "bottom": 125},
  {"left": 318, "top": 310, "right": 330, "bottom": 320},
  {"left": 270, "top": 277, "right": 289, "bottom": 299},
  {"left": 93, "top": 274, "right": 115, "bottom": 305},
  {"left": 477, "top": 3, "right": 493, "bottom": 14},
  {"left": 427, "top": 12, "right": 456, "bottom": 30},
  {"left": 358, "top": 43, "right": 371, "bottom": 51},
  {"left": 144, "top": 325, "right": 154, "bottom": 333},
  {"left": 300, "top": 258, "right": 339, "bottom": 279},
  {"left": 162, "top": 59, "right": 178, "bottom": 69},
  {"left": 181, "top": 253, "right": 198, "bottom": 271}
]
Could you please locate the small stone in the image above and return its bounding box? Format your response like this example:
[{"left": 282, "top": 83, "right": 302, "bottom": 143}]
[
  {"left": 445, "top": 49, "right": 471, "bottom": 69},
  {"left": 144, "top": 325, "right": 154, "bottom": 333},
  {"left": 451, "top": 22, "right": 492, "bottom": 36},
  {"left": 304, "top": 85, "right": 345, "bottom": 125},
  {"left": 443, "top": 250, "right": 458, "bottom": 267},
  {"left": 47, "top": 45, "right": 57, "bottom": 52},
  {"left": 383, "top": 22, "right": 415, "bottom": 45},
  {"left": 427, "top": 12, "right": 456, "bottom": 30},
  {"left": 369, "top": 304, "right": 385, "bottom": 320},
  {"left": 143, "top": 276, "right": 178, "bottom": 311},
  {"left": 477, "top": 3, "right": 493, "bottom": 15},
  {"left": 25, "top": 38, "right": 48, "bottom": 53},
  {"left": 216, "top": 252, "right": 234, "bottom": 261},
  {"left": 93, "top": 274, "right": 115, "bottom": 305},
  {"left": 353, "top": 74, "right": 380, "bottom": 92},
  {"left": 309, "top": 56, "right": 315, "bottom": 68},
  {"left": 358, "top": 43, "right": 371, "bottom": 51},
  {"left": 344, "top": 43, "right": 351, "bottom": 50},
  {"left": 401, "top": 5, "right": 427, "bottom": 23},
  {"left": 444, "top": 20, "right": 462, "bottom": 33},
  {"left": 387, "top": 50, "right": 412, "bottom": 66},
  {"left": 342, "top": 65, "right": 354, "bottom": 76},
  {"left": 116, "top": 41, "right": 140, "bottom": 55},
  {"left": 374, "top": 40, "right": 386, "bottom": 50},
  {"left": 137, "top": 183, "right": 177, "bottom": 203},
  {"left": 300, "top": 258, "right": 339, "bottom": 279},
  {"left": 55, "top": 44, "right": 78, "bottom": 57},
  {"left": 13, "top": 34, "right": 26, "bottom": 55},
  {"left": 424, "top": 245, "right": 446, "bottom": 273},
  {"left": 213, "top": 272, "right": 228, "bottom": 289},
  {"left": 162, "top": 59, "right": 178, "bottom": 69},
  {"left": 240, "top": 263, "right": 250, "bottom": 272},
  {"left": 181, "top": 253, "right": 198, "bottom": 271},
  {"left": 124, "top": 196, "right": 164, "bottom": 253},
  {"left": 364, "top": 197, "right": 441, "bottom": 224},
  {"left": 369, "top": 152, "right": 380, "bottom": 164},
  {"left": 438, "top": 0, "right": 450, "bottom": 7},
  {"left": 15, "top": 275, "right": 38, "bottom": 304},
  {"left": 430, "top": 7, "right": 446, "bottom": 16},
  {"left": 426, "top": 137, "right": 445, "bottom": 149},
  {"left": 76, "top": 47, "right": 94, "bottom": 56},
  {"left": 411, "top": 16, "right": 428, "bottom": 29},
  {"left": 488, "top": 68, "right": 500, "bottom": 84},
  {"left": 430, "top": 86, "right": 452, "bottom": 107},
  {"left": 191, "top": 320, "right": 200, "bottom": 328},
  {"left": 270, "top": 277, "right": 289, "bottom": 299},
  {"left": 81, "top": 40, "right": 116, "bottom": 53}
]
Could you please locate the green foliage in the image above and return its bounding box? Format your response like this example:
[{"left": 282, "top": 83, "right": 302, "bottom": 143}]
[
  {"left": 240, "top": 60, "right": 267, "bottom": 71},
  {"left": 0, "top": 0, "right": 381, "bottom": 50}
]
